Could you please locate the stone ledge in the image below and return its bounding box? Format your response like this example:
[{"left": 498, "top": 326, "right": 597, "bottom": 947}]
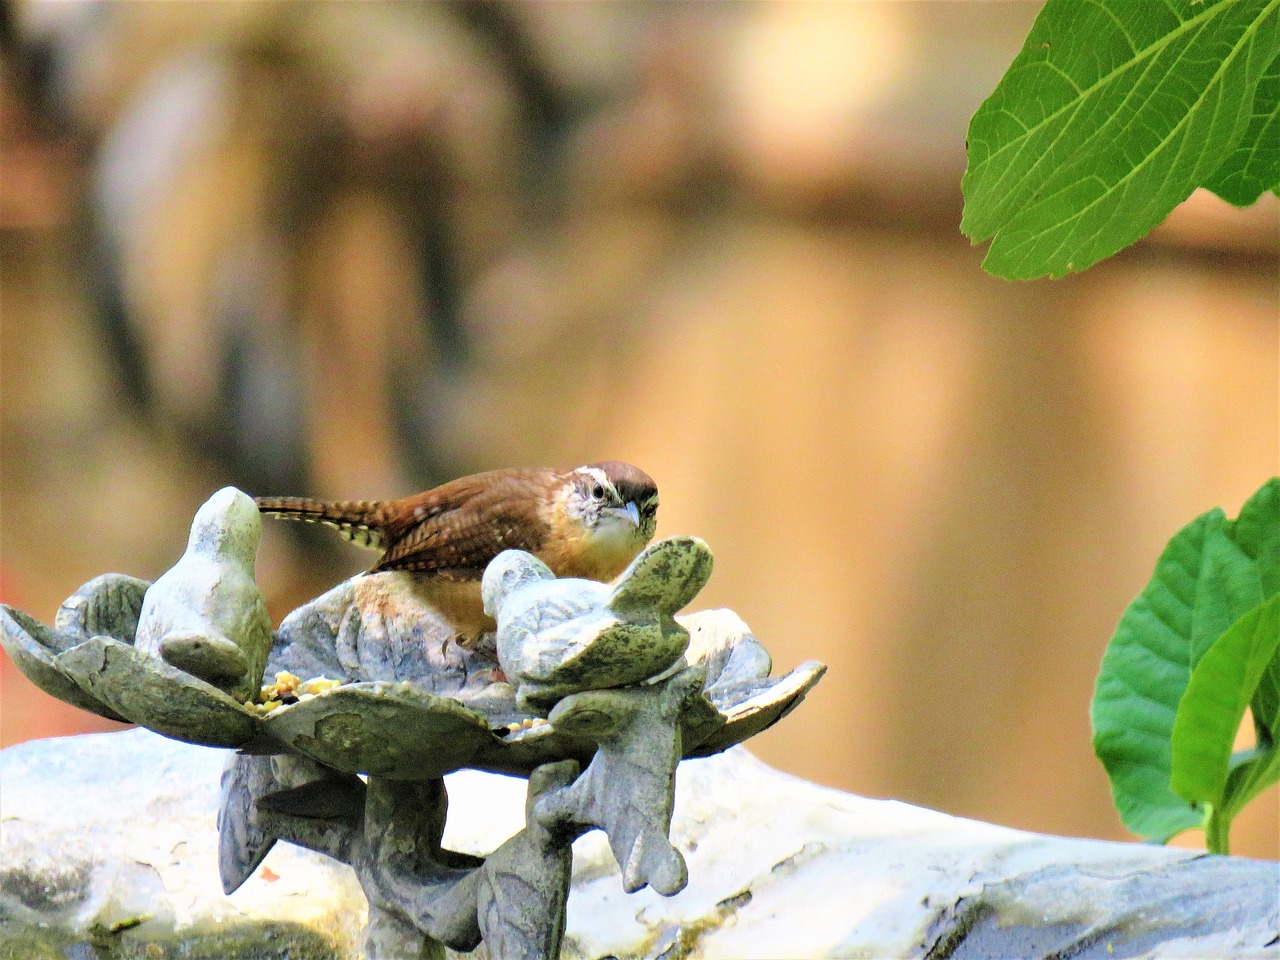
[{"left": 2, "top": 729, "right": 1276, "bottom": 959}]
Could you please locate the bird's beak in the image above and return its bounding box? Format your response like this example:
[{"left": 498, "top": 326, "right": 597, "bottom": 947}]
[{"left": 609, "top": 502, "right": 641, "bottom": 528}]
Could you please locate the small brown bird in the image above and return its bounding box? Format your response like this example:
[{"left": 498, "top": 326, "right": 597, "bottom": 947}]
[{"left": 255, "top": 461, "right": 659, "bottom": 640}]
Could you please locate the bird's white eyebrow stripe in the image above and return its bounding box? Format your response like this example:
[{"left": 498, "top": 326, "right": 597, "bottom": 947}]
[{"left": 574, "top": 467, "right": 616, "bottom": 494}]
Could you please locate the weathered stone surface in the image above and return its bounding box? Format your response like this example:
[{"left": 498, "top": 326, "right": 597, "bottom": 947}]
[
  {"left": 4, "top": 729, "right": 1276, "bottom": 959},
  {"left": 0, "top": 728, "right": 365, "bottom": 960},
  {"left": 54, "top": 572, "right": 152, "bottom": 645}
]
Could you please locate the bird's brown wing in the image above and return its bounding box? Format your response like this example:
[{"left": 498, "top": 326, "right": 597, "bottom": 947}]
[{"left": 370, "top": 469, "right": 553, "bottom": 579}]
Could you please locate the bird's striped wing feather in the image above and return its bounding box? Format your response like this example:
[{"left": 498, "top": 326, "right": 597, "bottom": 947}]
[{"left": 372, "top": 471, "right": 550, "bottom": 578}]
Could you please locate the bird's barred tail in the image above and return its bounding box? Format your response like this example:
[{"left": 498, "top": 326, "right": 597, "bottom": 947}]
[{"left": 253, "top": 496, "right": 388, "bottom": 550}]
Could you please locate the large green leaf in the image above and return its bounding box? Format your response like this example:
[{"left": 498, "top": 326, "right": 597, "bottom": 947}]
[
  {"left": 962, "top": 0, "right": 1280, "bottom": 279},
  {"left": 1205, "top": 48, "right": 1280, "bottom": 203},
  {"left": 1091, "top": 508, "right": 1257, "bottom": 840},
  {"left": 1170, "top": 594, "right": 1280, "bottom": 808}
]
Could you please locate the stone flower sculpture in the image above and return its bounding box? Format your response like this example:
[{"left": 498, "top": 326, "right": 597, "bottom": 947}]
[{"left": 1, "top": 487, "right": 825, "bottom": 960}]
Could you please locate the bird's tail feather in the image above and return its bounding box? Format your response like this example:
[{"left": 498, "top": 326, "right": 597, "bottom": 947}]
[{"left": 254, "top": 497, "right": 388, "bottom": 550}]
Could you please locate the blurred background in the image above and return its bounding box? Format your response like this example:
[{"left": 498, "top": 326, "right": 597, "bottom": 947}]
[{"left": 1, "top": 1, "right": 1276, "bottom": 859}]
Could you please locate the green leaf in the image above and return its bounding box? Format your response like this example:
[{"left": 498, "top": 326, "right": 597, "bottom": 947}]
[
  {"left": 1222, "top": 737, "right": 1280, "bottom": 820},
  {"left": 1206, "top": 48, "right": 1280, "bottom": 204},
  {"left": 1170, "top": 594, "right": 1280, "bottom": 808},
  {"left": 1204, "top": 734, "right": 1279, "bottom": 853},
  {"left": 1229, "top": 479, "right": 1280, "bottom": 739},
  {"left": 1091, "top": 508, "right": 1256, "bottom": 840},
  {"left": 1251, "top": 652, "right": 1280, "bottom": 743},
  {"left": 1197, "top": 522, "right": 1264, "bottom": 648},
  {"left": 962, "top": 0, "right": 1280, "bottom": 279},
  {"left": 1229, "top": 477, "right": 1280, "bottom": 598}
]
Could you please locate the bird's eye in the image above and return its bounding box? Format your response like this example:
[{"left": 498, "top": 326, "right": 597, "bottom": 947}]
[{"left": 592, "top": 484, "right": 605, "bottom": 500}]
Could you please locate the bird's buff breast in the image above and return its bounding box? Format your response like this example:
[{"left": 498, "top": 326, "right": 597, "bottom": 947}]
[{"left": 537, "top": 525, "right": 644, "bottom": 583}]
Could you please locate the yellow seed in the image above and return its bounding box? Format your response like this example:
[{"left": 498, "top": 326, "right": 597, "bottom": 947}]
[{"left": 298, "top": 677, "right": 341, "bottom": 696}]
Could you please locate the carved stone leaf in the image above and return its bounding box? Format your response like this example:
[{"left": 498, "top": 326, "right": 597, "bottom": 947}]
[
  {"left": 269, "top": 574, "right": 521, "bottom": 721},
  {"left": 537, "top": 669, "right": 707, "bottom": 897},
  {"left": 471, "top": 659, "right": 823, "bottom": 776},
  {"left": 470, "top": 722, "right": 598, "bottom": 777},
  {"left": 223, "top": 754, "right": 366, "bottom": 893},
  {"left": 218, "top": 754, "right": 282, "bottom": 894}
]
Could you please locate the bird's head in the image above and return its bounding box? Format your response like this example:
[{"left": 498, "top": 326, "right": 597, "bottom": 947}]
[{"left": 563, "top": 461, "right": 659, "bottom": 552}]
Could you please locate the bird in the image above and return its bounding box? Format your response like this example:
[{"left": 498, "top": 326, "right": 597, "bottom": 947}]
[{"left": 254, "top": 461, "right": 660, "bottom": 643}]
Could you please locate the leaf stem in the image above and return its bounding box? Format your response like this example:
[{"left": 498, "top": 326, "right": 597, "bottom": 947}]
[{"left": 1205, "top": 808, "right": 1232, "bottom": 856}]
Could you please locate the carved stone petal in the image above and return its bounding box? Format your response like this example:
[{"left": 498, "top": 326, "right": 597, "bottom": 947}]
[
  {"left": 470, "top": 723, "right": 597, "bottom": 777},
  {"left": 262, "top": 682, "right": 499, "bottom": 780},
  {"left": 676, "top": 690, "right": 727, "bottom": 749},
  {"left": 54, "top": 573, "right": 151, "bottom": 645},
  {"left": 55, "top": 636, "right": 259, "bottom": 748},
  {"left": 0, "top": 606, "right": 128, "bottom": 723},
  {"left": 687, "top": 660, "right": 827, "bottom": 757},
  {"left": 680, "top": 608, "right": 773, "bottom": 695}
]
